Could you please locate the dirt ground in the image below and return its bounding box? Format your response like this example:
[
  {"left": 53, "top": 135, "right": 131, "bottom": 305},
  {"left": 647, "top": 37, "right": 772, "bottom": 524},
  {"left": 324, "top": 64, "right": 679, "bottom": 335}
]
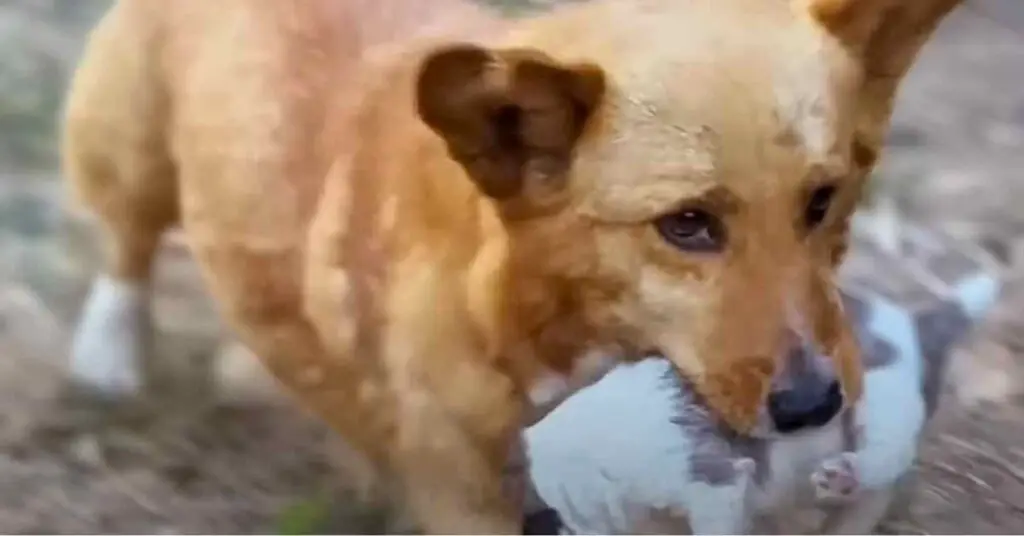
[{"left": 1, "top": 0, "right": 1024, "bottom": 534}]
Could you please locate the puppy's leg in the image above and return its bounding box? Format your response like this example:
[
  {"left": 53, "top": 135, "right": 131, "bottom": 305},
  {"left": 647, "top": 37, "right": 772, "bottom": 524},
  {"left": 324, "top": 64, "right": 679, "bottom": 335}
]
[
  {"left": 811, "top": 452, "right": 860, "bottom": 503},
  {"left": 821, "top": 486, "right": 895, "bottom": 535},
  {"left": 688, "top": 457, "right": 757, "bottom": 535},
  {"left": 814, "top": 445, "right": 909, "bottom": 534},
  {"left": 63, "top": 1, "right": 178, "bottom": 399}
]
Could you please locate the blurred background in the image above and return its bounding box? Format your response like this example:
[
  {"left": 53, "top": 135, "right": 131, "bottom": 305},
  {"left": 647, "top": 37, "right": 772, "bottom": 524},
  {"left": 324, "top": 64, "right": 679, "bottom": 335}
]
[{"left": 0, "top": 0, "right": 1022, "bottom": 533}]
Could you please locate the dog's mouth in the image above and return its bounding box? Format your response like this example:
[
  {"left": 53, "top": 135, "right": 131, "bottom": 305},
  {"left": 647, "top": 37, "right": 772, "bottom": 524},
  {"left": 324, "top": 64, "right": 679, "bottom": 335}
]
[
  {"left": 650, "top": 346, "right": 849, "bottom": 438},
  {"left": 639, "top": 348, "right": 663, "bottom": 361}
]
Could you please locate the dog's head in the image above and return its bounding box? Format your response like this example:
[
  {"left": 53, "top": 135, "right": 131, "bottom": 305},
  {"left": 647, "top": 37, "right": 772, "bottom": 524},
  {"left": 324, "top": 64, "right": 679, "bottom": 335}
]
[{"left": 413, "top": 0, "right": 960, "bottom": 434}]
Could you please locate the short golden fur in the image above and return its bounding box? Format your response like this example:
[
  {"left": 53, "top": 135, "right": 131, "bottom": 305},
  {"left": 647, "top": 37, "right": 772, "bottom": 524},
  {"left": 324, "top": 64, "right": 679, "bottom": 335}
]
[{"left": 63, "top": 0, "right": 962, "bottom": 532}]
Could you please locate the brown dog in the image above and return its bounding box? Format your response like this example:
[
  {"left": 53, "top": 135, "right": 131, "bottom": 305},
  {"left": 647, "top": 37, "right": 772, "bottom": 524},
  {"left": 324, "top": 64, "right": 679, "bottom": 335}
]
[{"left": 62, "top": 0, "right": 962, "bottom": 532}]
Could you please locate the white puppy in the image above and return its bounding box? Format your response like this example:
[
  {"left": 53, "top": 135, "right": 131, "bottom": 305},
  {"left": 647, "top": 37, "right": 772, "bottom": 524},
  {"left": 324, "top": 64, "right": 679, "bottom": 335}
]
[{"left": 522, "top": 213, "right": 1001, "bottom": 535}]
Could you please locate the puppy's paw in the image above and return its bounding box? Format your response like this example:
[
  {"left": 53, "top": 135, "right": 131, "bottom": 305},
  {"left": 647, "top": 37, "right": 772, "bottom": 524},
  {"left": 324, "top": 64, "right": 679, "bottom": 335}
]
[
  {"left": 733, "top": 457, "right": 756, "bottom": 483},
  {"left": 812, "top": 452, "right": 859, "bottom": 503}
]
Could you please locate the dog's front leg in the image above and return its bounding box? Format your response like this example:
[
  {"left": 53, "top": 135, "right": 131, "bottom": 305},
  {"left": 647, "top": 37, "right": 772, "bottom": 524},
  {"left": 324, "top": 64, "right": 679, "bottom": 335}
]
[
  {"left": 503, "top": 433, "right": 531, "bottom": 520},
  {"left": 391, "top": 383, "right": 524, "bottom": 534},
  {"left": 396, "top": 426, "right": 523, "bottom": 533}
]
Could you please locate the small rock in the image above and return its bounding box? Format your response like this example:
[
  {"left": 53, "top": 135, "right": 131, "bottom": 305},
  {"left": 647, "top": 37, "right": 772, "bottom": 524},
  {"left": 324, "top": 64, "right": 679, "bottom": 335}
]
[
  {"left": 886, "top": 123, "right": 929, "bottom": 148},
  {"left": 984, "top": 123, "right": 1024, "bottom": 148},
  {"left": 0, "top": 284, "right": 68, "bottom": 365},
  {"left": 947, "top": 341, "right": 1020, "bottom": 408},
  {"left": 68, "top": 433, "right": 105, "bottom": 467}
]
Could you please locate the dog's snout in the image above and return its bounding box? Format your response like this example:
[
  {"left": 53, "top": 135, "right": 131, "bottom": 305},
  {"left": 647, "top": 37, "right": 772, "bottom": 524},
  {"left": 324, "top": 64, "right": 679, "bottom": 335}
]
[
  {"left": 768, "top": 340, "right": 844, "bottom": 433},
  {"left": 768, "top": 379, "right": 843, "bottom": 433}
]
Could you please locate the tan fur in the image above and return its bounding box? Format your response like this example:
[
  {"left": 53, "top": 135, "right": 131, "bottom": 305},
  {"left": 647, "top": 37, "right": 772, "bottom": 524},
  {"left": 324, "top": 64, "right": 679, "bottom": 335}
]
[{"left": 62, "top": 0, "right": 962, "bottom": 532}]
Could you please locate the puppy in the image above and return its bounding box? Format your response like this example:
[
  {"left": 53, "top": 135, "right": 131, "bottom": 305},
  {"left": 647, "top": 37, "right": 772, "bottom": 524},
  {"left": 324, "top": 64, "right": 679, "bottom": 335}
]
[
  {"left": 62, "top": 0, "right": 962, "bottom": 532},
  {"left": 522, "top": 212, "right": 1002, "bottom": 535},
  {"left": 524, "top": 358, "right": 761, "bottom": 535}
]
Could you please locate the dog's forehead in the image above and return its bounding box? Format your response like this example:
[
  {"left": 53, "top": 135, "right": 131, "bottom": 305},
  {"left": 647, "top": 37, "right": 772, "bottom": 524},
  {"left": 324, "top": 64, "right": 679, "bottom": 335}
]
[
  {"left": 573, "top": 8, "right": 860, "bottom": 216},
  {"left": 615, "top": 39, "right": 855, "bottom": 167}
]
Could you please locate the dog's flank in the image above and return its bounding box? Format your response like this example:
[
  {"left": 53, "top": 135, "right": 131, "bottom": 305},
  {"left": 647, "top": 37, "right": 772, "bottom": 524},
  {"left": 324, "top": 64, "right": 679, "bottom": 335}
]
[{"left": 64, "top": 0, "right": 965, "bottom": 531}]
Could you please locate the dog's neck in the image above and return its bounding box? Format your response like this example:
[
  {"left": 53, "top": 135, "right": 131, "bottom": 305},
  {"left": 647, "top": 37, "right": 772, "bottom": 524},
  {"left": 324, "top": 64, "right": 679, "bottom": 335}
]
[
  {"left": 485, "top": 221, "right": 621, "bottom": 400},
  {"left": 414, "top": 124, "right": 620, "bottom": 414},
  {"left": 310, "top": 7, "right": 624, "bottom": 421}
]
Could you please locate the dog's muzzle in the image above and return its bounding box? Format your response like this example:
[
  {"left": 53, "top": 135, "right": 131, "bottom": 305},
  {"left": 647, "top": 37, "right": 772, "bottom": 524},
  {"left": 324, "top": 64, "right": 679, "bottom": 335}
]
[{"left": 766, "top": 341, "right": 845, "bottom": 433}]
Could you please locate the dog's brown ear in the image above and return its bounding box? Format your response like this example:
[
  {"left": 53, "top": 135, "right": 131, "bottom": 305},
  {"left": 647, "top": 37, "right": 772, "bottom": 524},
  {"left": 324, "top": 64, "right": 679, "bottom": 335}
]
[
  {"left": 416, "top": 43, "right": 605, "bottom": 209},
  {"left": 807, "top": 0, "right": 962, "bottom": 152},
  {"left": 806, "top": 0, "right": 958, "bottom": 161}
]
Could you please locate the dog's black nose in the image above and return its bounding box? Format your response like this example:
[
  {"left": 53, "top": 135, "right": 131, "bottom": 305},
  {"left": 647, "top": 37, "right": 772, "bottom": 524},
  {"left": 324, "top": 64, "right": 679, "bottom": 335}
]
[{"left": 767, "top": 379, "right": 843, "bottom": 433}]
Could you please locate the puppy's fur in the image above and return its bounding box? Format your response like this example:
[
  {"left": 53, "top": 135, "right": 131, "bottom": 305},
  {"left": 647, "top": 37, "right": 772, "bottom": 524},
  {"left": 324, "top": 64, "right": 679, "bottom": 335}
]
[{"left": 63, "top": 0, "right": 961, "bottom": 532}]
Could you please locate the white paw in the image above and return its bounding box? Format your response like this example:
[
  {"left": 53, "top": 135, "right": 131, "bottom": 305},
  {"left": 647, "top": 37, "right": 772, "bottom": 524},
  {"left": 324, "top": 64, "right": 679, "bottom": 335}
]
[
  {"left": 734, "top": 457, "right": 755, "bottom": 472},
  {"left": 733, "top": 457, "right": 757, "bottom": 510},
  {"left": 812, "top": 452, "right": 859, "bottom": 503},
  {"left": 733, "top": 457, "right": 756, "bottom": 484},
  {"left": 69, "top": 275, "right": 151, "bottom": 397}
]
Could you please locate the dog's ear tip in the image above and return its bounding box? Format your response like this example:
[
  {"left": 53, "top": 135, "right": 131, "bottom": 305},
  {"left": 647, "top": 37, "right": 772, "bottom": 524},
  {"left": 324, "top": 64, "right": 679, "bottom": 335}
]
[
  {"left": 566, "top": 62, "right": 607, "bottom": 110},
  {"left": 420, "top": 42, "right": 493, "bottom": 74},
  {"left": 807, "top": 0, "right": 855, "bottom": 23},
  {"left": 805, "top": 0, "right": 885, "bottom": 44}
]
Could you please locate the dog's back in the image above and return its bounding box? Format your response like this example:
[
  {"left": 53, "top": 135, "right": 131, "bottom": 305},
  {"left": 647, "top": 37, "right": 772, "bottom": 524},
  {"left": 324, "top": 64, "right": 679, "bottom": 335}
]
[
  {"left": 62, "top": 0, "right": 501, "bottom": 419},
  {"left": 64, "top": 0, "right": 497, "bottom": 251}
]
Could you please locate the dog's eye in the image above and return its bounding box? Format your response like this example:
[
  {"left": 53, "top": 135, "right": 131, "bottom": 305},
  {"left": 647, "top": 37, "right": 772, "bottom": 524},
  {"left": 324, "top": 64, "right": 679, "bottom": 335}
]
[
  {"left": 654, "top": 209, "right": 725, "bottom": 253},
  {"left": 805, "top": 185, "right": 836, "bottom": 229}
]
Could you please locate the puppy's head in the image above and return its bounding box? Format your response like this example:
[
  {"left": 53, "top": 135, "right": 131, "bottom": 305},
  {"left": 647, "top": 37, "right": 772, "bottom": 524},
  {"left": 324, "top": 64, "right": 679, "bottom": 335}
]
[{"left": 414, "top": 0, "right": 961, "bottom": 434}]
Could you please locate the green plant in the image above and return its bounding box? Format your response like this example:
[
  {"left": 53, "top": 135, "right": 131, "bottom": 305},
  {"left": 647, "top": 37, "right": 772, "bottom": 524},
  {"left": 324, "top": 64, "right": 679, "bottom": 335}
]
[{"left": 276, "top": 493, "right": 334, "bottom": 535}]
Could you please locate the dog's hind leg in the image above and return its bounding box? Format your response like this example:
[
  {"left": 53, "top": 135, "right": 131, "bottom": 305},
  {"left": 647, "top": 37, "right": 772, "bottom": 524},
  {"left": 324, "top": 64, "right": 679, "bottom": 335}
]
[
  {"left": 396, "top": 422, "right": 524, "bottom": 534},
  {"left": 62, "top": 1, "right": 178, "bottom": 399}
]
